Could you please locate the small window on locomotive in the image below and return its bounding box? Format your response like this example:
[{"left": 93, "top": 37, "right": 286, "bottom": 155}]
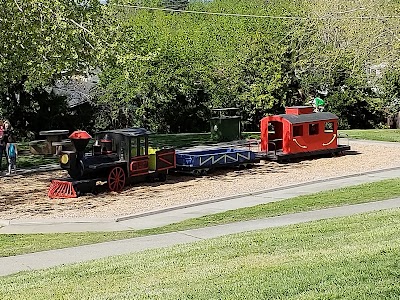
[
  {"left": 139, "top": 137, "right": 148, "bottom": 156},
  {"left": 309, "top": 123, "right": 319, "bottom": 135},
  {"left": 324, "top": 122, "right": 334, "bottom": 133},
  {"left": 293, "top": 125, "right": 303, "bottom": 137},
  {"left": 131, "top": 138, "right": 138, "bottom": 156}
]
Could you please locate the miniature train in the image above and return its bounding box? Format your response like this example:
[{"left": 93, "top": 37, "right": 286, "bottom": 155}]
[
  {"left": 48, "top": 128, "right": 175, "bottom": 198},
  {"left": 260, "top": 106, "right": 350, "bottom": 161},
  {"left": 48, "top": 106, "right": 350, "bottom": 198}
]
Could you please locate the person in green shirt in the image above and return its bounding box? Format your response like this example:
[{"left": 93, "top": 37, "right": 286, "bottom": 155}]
[{"left": 313, "top": 97, "right": 325, "bottom": 112}]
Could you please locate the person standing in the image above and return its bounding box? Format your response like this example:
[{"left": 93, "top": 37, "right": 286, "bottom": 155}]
[
  {"left": 6, "top": 135, "right": 17, "bottom": 175},
  {"left": 2, "top": 120, "right": 12, "bottom": 164},
  {"left": 0, "top": 120, "right": 4, "bottom": 171},
  {"left": 313, "top": 97, "right": 325, "bottom": 112}
]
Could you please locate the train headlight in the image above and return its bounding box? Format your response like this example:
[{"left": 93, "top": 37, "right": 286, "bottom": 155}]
[{"left": 61, "top": 154, "right": 69, "bottom": 165}]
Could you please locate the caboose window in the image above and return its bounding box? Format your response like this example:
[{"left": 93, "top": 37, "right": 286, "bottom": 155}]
[
  {"left": 309, "top": 123, "right": 319, "bottom": 135},
  {"left": 324, "top": 122, "right": 334, "bottom": 133},
  {"left": 293, "top": 125, "right": 303, "bottom": 137},
  {"left": 268, "top": 123, "right": 275, "bottom": 134}
]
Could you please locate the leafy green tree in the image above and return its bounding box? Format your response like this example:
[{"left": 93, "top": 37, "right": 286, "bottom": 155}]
[
  {"left": 300, "top": 58, "right": 385, "bottom": 129},
  {"left": 0, "top": 0, "right": 102, "bottom": 90},
  {"left": 295, "top": 0, "right": 400, "bottom": 128},
  {"left": 93, "top": 0, "right": 304, "bottom": 132},
  {"left": 0, "top": 0, "right": 104, "bottom": 135},
  {"left": 0, "top": 85, "right": 70, "bottom": 138},
  {"left": 381, "top": 67, "right": 400, "bottom": 114}
]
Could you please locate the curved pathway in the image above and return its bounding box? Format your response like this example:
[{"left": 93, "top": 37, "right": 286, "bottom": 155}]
[
  {"left": 0, "top": 198, "right": 399, "bottom": 277},
  {"left": 1, "top": 139, "right": 400, "bottom": 276},
  {"left": 1, "top": 166, "right": 400, "bottom": 234},
  {"left": 0, "top": 165, "right": 400, "bottom": 276}
]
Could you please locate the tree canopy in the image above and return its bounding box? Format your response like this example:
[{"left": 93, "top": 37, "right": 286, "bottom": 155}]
[
  {"left": 0, "top": 0, "right": 102, "bottom": 90},
  {"left": 1, "top": 0, "right": 400, "bottom": 134}
]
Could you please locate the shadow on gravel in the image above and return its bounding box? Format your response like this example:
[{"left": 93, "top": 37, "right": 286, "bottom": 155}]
[{"left": 344, "top": 150, "right": 361, "bottom": 156}]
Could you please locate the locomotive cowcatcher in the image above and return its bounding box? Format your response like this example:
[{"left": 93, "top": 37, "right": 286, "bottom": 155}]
[{"left": 48, "top": 128, "right": 176, "bottom": 198}]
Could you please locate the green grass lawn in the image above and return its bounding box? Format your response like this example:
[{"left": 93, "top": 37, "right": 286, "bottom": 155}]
[
  {"left": 151, "top": 129, "right": 400, "bottom": 147},
  {"left": 12, "top": 129, "right": 400, "bottom": 170},
  {"left": 12, "top": 133, "right": 213, "bottom": 170},
  {"left": 244, "top": 129, "right": 400, "bottom": 142},
  {"left": 150, "top": 132, "right": 214, "bottom": 148},
  {"left": 146, "top": 132, "right": 261, "bottom": 148},
  {"left": 13, "top": 133, "right": 214, "bottom": 170},
  {"left": 340, "top": 129, "right": 400, "bottom": 142},
  {"left": 2, "top": 178, "right": 400, "bottom": 257},
  {"left": 11, "top": 140, "right": 58, "bottom": 169},
  {"left": 15, "top": 155, "right": 58, "bottom": 169},
  {"left": 0, "top": 208, "right": 399, "bottom": 299},
  {"left": 1, "top": 140, "right": 58, "bottom": 169},
  {"left": 1, "top": 154, "right": 57, "bottom": 170}
]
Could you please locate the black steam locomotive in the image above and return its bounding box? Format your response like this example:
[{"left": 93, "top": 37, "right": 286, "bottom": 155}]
[{"left": 49, "top": 128, "right": 176, "bottom": 198}]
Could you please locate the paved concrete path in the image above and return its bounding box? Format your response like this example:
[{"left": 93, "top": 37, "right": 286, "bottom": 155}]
[
  {"left": 1, "top": 166, "right": 400, "bottom": 234},
  {"left": 1, "top": 198, "right": 399, "bottom": 277},
  {"left": 1, "top": 140, "right": 400, "bottom": 276}
]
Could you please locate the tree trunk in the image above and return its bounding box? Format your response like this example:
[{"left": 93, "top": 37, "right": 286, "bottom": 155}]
[{"left": 396, "top": 112, "right": 400, "bottom": 129}]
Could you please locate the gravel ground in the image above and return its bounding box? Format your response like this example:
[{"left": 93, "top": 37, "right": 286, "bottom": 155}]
[{"left": 1, "top": 140, "right": 400, "bottom": 221}]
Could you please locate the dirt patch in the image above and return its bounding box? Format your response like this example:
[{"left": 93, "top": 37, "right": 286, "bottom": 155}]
[{"left": 1, "top": 141, "right": 400, "bottom": 220}]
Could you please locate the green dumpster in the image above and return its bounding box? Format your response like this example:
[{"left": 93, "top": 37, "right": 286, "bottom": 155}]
[{"left": 210, "top": 108, "right": 241, "bottom": 142}]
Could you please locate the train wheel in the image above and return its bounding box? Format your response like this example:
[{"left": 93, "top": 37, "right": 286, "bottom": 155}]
[
  {"left": 108, "top": 166, "right": 126, "bottom": 192},
  {"left": 147, "top": 175, "right": 155, "bottom": 183},
  {"left": 158, "top": 172, "right": 167, "bottom": 182},
  {"left": 192, "top": 169, "right": 202, "bottom": 177}
]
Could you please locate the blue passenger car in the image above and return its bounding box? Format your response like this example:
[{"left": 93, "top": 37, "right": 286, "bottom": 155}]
[{"left": 175, "top": 147, "right": 258, "bottom": 175}]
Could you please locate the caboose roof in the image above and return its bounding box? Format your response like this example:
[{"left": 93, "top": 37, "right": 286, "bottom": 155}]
[
  {"left": 279, "top": 112, "right": 338, "bottom": 124},
  {"left": 96, "top": 127, "right": 152, "bottom": 137}
]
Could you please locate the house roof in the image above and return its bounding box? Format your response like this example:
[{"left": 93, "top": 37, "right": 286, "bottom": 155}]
[
  {"left": 279, "top": 112, "right": 338, "bottom": 124},
  {"left": 52, "top": 73, "right": 99, "bottom": 108},
  {"left": 96, "top": 128, "right": 152, "bottom": 138}
]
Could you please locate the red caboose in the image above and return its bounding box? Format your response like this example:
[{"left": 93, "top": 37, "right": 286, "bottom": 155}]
[{"left": 260, "top": 106, "right": 350, "bottom": 161}]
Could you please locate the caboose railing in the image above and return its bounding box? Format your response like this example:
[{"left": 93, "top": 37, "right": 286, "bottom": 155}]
[{"left": 268, "top": 141, "right": 277, "bottom": 157}]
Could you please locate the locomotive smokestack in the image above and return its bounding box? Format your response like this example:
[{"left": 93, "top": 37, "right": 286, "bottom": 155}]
[{"left": 69, "top": 131, "right": 92, "bottom": 153}]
